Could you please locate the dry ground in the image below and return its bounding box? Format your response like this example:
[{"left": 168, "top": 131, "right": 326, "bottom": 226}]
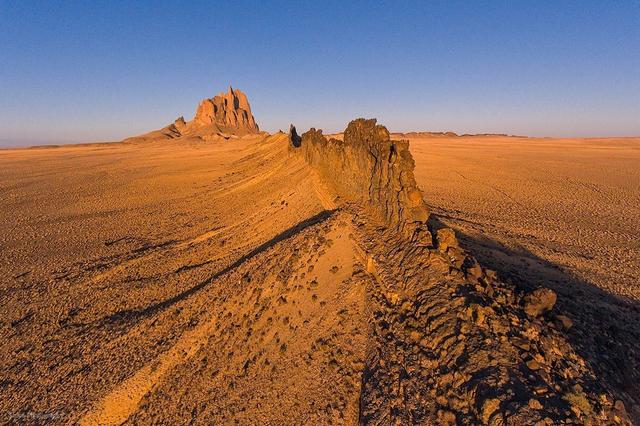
[
  {"left": 409, "top": 134, "right": 640, "bottom": 418},
  {"left": 408, "top": 134, "right": 640, "bottom": 302},
  {"left": 0, "top": 136, "right": 370, "bottom": 424},
  {"left": 1, "top": 133, "right": 639, "bottom": 424}
]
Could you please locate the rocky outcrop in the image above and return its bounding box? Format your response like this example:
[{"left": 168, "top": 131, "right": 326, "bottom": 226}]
[
  {"left": 173, "top": 116, "right": 187, "bottom": 133},
  {"left": 123, "top": 86, "right": 259, "bottom": 143},
  {"left": 191, "top": 86, "right": 259, "bottom": 134},
  {"left": 297, "top": 119, "right": 430, "bottom": 241},
  {"left": 290, "top": 118, "right": 632, "bottom": 425},
  {"left": 288, "top": 124, "right": 301, "bottom": 148}
]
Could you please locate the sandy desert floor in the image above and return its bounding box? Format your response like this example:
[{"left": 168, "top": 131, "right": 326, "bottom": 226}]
[
  {"left": 1, "top": 135, "right": 371, "bottom": 424},
  {"left": 1, "top": 133, "right": 639, "bottom": 424},
  {"left": 408, "top": 135, "right": 640, "bottom": 302},
  {"left": 409, "top": 134, "right": 640, "bottom": 418}
]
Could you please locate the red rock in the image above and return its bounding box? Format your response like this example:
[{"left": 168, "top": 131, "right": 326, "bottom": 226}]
[{"left": 192, "top": 86, "right": 259, "bottom": 134}]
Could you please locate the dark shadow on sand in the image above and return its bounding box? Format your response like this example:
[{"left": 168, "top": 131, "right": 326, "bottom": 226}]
[{"left": 99, "top": 208, "right": 337, "bottom": 325}]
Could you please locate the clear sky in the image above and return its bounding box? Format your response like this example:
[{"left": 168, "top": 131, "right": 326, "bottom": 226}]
[{"left": 1, "top": 0, "right": 639, "bottom": 145}]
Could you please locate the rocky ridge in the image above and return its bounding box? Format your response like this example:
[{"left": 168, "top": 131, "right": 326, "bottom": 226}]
[
  {"left": 290, "top": 118, "right": 634, "bottom": 425},
  {"left": 297, "top": 119, "right": 430, "bottom": 241}
]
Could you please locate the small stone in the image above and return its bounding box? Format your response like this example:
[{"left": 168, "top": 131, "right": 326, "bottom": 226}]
[
  {"left": 529, "top": 398, "right": 543, "bottom": 410},
  {"left": 523, "top": 288, "right": 557, "bottom": 317},
  {"left": 556, "top": 314, "right": 573, "bottom": 330},
  {"left": 512, "top": 337, "right": 530, "bottom": 351},
  {"left": 481, "top": 398, "right": 501, "bottom": 425},
  {"left": 533, "top": 385, "right": 548, "bottom": 395},
  {"left": 526, "top": 359, "right": 542, "bottom": 370}
]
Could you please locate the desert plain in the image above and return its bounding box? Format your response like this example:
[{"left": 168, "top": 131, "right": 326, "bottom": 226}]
[{"left": 0, "top": 90, "right": 639, "bottom": 425}]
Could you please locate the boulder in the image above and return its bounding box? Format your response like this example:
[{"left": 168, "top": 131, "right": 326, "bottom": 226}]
[
  {"left": 523, "top": 288, "right": 557, "bottom": 317},
  {"left": 436, "top": 228, "right": 459, "bottom": 252}
]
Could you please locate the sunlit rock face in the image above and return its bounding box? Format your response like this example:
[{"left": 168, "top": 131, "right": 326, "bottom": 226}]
[
  {"left": 192, "top": 86, "right": 259, "bottom": 133},
  {"left": 297, "top": 118, "right": 430, "bottom": 240}
]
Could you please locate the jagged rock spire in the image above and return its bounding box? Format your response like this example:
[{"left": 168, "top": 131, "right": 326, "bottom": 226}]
[{"left": 192, "top": 86, "right": 259, "bottom": 133}]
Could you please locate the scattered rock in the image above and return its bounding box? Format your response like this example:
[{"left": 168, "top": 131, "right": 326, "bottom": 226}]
[
  {"left": 529, "top": 398, "right": 543, "bottom": 410},
  {"left": 436, "top": 228, "right": 459, "bottom": 253},
  {"left": 523, "top": 288, "right": 557, "bottom": 317},
  {"left": 481, "top": 398, "right": 501, "bottom": 425},
  {"left": 555, "top": 314, "right": 573, "bottom": 330},
  {"left": 526, "top": 359, "right": 543, "bottom": 370}
]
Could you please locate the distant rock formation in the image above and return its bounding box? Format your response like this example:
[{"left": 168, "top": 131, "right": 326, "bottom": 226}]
[
  {"left": 123, "top": 86, "right": 259, "bottom": 143},
  {"left": 192, "top": 86, "right": 259, "bottom": 133},
  {"left": 396, "top": 131, "right": 460, "bottom": 138},
  {"left": 173, "top": 116, "right": 187, "bottom": 133}
]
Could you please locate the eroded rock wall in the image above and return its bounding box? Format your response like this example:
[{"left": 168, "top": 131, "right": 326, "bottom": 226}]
[
  {"left": 298, "top": 119, "right": 430, "bottom": 241},
  {"left": 291, "top": 118, "right": 635, "bottom": 425}
]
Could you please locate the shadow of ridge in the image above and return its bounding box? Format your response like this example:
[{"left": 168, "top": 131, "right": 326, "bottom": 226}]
[
  {"left": 100, "top": 208, "right": 338, "bottom": 325},
  {"left": 429, "top": 215, "right": 640, "bottom": 421}
]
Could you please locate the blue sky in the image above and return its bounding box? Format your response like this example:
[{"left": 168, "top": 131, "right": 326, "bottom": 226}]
[{"left": 1, "top": 0, "right": 639, "bottom": 145}]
